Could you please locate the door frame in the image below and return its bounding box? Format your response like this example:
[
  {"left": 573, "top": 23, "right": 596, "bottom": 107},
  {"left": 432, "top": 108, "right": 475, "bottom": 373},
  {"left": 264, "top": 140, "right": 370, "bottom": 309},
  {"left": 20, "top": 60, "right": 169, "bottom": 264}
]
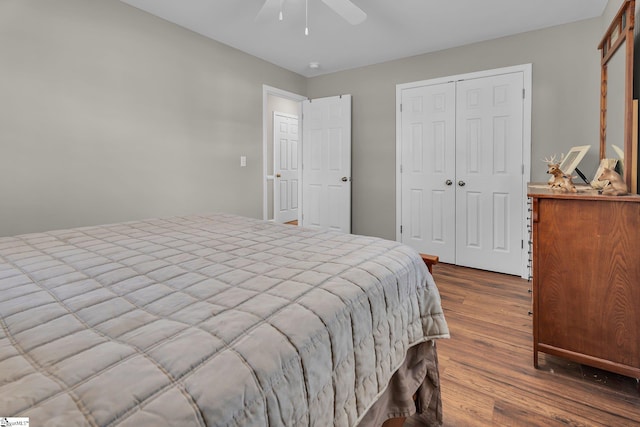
[
  {"left": 262, "top": 85, "right": 306, "bottom": 222},
  {"left": 395, "top": 64, "right": 532, "bottom": 278}
]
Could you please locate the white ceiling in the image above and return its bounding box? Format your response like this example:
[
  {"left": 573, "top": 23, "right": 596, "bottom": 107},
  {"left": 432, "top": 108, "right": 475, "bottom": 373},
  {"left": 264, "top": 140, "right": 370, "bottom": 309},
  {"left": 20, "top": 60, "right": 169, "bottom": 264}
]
[{"left": 120, "top": 0, "right": 608, "bottom": 77}]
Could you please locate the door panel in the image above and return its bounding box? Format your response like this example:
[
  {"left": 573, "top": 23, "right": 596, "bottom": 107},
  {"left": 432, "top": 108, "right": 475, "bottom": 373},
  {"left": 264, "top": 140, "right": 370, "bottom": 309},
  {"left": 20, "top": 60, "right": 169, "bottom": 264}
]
[
  {"left": 302, "top": 96, "right": 352, "bottom": 233},
  {"left": 274, "top": 112, "right": 299, "bottom": 223},
  {"left": 400, "top": 83, "right": 456, "bottom": 262},
  {"left": 455, "top": 72, "right": 523, "bottom": 275},
  {"left": 492, "top": 192, "right": 509, "bottom": 250},
  {"left": 431, "top": 190, "right": 446, "bottom": 242},
  {"left": 410, "top": 189, "right": 423, "bottom": 239},
  {"left": 464, "top": 191, "right": 481, "bottom": 248}
]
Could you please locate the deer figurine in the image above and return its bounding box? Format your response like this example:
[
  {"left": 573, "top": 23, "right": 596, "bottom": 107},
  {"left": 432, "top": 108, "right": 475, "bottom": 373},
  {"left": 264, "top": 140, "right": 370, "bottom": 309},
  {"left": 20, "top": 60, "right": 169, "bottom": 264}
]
[
  {"left": 544, "top": 154, "right": 565, "bottom": 189},
  {"left": 559, "top": 174, "right": 578, "bottom": 193},
  {"left": 543, "top": 154, "right": 577, "bottom": 192},
  {"left": 598, "top": 168, "right": 628, "bottom": 196}
]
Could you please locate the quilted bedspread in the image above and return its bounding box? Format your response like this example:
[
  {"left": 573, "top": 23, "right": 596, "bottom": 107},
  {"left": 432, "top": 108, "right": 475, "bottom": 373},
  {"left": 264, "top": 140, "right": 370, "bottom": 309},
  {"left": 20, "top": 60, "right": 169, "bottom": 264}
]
[{"left": 0, "top": 214, "right": 449, "bottom": 426}]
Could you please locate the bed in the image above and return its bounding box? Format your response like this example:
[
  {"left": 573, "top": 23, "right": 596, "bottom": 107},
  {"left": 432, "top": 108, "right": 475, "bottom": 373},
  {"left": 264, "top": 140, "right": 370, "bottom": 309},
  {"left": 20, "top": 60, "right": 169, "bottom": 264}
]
[{"left": 0, "top": 213, "right": 449, "bottom": 426}]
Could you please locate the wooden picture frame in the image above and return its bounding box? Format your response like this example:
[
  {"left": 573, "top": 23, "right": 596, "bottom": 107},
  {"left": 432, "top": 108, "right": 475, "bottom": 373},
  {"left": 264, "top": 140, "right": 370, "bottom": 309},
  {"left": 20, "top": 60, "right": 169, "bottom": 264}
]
[{"left": 598, "top": 0, "right": 635, "bottom": 190}]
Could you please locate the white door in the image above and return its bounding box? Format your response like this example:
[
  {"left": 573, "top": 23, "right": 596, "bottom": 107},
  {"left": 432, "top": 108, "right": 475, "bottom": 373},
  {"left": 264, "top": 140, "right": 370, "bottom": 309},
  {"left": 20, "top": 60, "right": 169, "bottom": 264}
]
[
  {"left": 455, "top": 73, "right": 524, "bottom": 275},
  {"left": 273, "top": 112, "right": 299, "bottom": 223},
  {"left": 302, "top": 95, "right": 352, "bottom": 233},
  {"left": 398, "top": 70, "right": 526, "bottom": 275},
  {"left": 400, "top": 82, "right": 456, "bottom": 263}
]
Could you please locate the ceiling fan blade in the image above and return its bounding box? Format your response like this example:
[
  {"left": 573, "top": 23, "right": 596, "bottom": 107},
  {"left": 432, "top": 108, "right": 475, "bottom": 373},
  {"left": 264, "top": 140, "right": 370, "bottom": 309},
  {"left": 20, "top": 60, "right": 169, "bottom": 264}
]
[
  {"left": 255, "top": 0, "right": 284, "bottom": 22},
  {"left": 321, "top": 0, "right": 366, "bottom": 25}
]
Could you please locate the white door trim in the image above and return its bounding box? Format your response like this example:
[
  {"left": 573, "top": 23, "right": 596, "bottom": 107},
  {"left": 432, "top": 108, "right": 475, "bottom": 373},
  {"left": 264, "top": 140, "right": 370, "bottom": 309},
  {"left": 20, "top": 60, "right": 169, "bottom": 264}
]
[
  {"left": 262, "top": 85, "right": 306, "bottom": 221},
  {"left": 395, "top": 64, "right": 532, "bottom": 278}
]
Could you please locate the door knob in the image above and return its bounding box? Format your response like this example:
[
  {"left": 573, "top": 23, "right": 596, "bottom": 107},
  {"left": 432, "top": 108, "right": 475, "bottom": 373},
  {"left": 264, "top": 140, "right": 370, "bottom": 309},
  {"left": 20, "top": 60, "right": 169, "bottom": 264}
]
[
  {"left": 341, "top": 176, "right": 349, "bottom": 182},
  {"left": 458, "top": 180, "right": 466, "bottom": 187},
  {"left": 276, "top": 173, "right": 281, "bottom": 178},
  {"left": 445, "top": 179, "right": 453, "bottom": 186}
]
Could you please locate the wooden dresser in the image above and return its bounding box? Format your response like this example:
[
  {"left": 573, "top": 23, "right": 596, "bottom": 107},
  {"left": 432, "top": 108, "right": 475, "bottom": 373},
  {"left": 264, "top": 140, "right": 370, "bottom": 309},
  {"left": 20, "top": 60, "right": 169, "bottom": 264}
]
[{"left": 528, "top": 185, "right": 640, "bottom": 378}]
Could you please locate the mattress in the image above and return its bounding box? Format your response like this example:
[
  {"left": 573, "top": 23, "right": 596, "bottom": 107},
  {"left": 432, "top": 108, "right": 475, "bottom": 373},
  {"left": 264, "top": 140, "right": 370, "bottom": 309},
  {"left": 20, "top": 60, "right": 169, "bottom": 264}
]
[{"left": 0, "top": 213, "right": 449, "bottom": 426}]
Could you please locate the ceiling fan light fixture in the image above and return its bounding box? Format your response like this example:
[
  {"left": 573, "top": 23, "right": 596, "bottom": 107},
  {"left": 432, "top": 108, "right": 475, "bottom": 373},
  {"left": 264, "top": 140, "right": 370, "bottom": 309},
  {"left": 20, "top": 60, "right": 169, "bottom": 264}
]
[
  {"left": 256, "top": 0, "right": 366, "bottom": 34},
  {"left": 305, "top": 0, "right": 309, "bottom": 35},
  {"left": 309, "top": 61, "right": 320, "bottom": 69}
]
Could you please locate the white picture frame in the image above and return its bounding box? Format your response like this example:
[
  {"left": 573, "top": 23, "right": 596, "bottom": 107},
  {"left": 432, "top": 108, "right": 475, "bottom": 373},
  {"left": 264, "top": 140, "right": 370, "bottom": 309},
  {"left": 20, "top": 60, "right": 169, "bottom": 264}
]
[{"left": 559, "top": 145, "right": 591, "bottom": 176}]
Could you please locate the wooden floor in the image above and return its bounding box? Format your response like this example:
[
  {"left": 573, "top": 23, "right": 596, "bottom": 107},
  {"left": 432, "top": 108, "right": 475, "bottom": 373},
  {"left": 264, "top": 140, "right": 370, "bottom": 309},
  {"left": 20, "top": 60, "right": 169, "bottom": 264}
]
[{"left": 431, "top": 263, "right": 640, "bottom": 427}]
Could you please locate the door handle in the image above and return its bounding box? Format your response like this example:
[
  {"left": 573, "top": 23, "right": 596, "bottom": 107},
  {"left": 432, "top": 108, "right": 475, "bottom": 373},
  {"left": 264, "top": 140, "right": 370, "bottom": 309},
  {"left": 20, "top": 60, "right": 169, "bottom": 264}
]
[
  {"left": 276, "top": 173, "right": 281, "bottom": 178},
  {"left": 445, "top": 179, "right": 453, "bottom": 186},
  {"left": 341, "top": 176, "right": 349, "bottom": 182},
  {"left": 458, "top": 180, "right": 466, "bottom": 187}
]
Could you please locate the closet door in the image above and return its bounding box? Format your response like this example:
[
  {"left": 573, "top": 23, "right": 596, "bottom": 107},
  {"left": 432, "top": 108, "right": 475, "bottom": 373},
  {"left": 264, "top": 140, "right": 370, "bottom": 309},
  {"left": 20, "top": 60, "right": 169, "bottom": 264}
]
[
  {"left": 455, "top": 72, "right": 524, "bottom": 275},
  {"left": 400, "top": 83, "right": 456, "bottom": 263}
]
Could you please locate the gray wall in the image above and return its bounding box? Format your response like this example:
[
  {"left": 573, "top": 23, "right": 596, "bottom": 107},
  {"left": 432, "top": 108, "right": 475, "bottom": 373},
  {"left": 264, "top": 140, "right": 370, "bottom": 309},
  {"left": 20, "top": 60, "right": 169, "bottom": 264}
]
[
  {"left": 0, "top": 0, "right": 620, "bottom": 241},
  {"left": 0, "top": 0, "right": 305, "bottom": 237},
  {"left": 307, "top": 18, "right": 604, "bottom": 240}
]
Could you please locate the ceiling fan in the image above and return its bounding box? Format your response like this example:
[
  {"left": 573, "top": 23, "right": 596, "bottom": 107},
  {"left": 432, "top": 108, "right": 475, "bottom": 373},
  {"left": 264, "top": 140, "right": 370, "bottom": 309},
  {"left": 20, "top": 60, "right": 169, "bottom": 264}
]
[{"left": 256, "top": 0, "right": 367, "bottom": 26}]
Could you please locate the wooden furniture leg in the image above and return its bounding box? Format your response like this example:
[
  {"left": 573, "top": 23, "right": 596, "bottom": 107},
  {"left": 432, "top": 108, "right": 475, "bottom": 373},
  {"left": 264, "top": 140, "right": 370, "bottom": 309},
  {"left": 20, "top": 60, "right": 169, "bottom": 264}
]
[{"left": 419, "top": 253, "right": 439, "bottom": 274}]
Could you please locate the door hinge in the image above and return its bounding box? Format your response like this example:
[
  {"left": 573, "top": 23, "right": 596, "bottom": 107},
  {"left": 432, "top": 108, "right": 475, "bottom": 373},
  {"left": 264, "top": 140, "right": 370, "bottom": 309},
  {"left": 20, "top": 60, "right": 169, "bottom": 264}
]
[
  {"left": 522, "top": 164, "right": 525, "bottom": 175},
  {"left": 400, "top": 164, "right": 403, "bottom": 173},
  {"left": 522, "top": 88, "right": 525, "bottom": 99},
  {"left": 400, "top": 225, "right": 403, "bottom": 234},
  {"left": 400, "top": 103, "right": 403, "bottom": 112},
  {"left": 521, "top": 239, "right": 524, "bottom": 249}
]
